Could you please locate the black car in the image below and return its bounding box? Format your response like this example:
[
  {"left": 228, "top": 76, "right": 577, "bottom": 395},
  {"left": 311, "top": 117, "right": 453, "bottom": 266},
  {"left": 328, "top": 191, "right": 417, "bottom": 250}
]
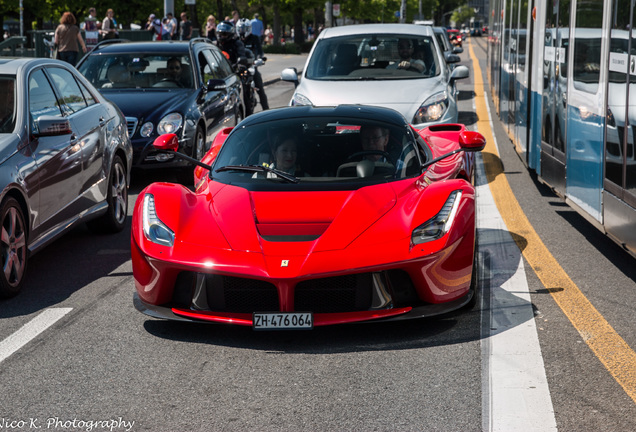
[
  {"left": 0, "top": 57, "right": 132, "bottom": 297},
  {"left": 77, "top": 39, "right": 244, "bottom": 175}
]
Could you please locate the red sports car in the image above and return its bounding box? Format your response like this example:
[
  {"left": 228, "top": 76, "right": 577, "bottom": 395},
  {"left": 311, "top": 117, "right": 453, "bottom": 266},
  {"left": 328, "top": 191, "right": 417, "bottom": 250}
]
[{"left": 132, "top": 105, "right": 485, "bottom": 329}]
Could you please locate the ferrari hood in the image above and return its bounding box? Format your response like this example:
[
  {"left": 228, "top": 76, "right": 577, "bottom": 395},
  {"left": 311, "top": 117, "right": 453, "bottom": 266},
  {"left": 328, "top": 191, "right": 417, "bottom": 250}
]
[
  {"left": 208, "top": 183, "right": 398, "bottom": 254},
  {"left": 294, "top": 78, "right": 447, "bottom": 122}
]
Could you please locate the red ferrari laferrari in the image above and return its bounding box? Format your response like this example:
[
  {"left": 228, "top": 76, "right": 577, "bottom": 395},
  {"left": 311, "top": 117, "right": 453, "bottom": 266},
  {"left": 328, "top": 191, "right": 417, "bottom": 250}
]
[{"left": 132, "top": 105, "right": 485, "bottom": 329}]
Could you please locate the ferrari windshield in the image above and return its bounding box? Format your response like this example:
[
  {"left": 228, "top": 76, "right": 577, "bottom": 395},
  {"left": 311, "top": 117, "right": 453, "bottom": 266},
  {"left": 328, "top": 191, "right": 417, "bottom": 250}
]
[
  {"left": 78, "top": 53, "right": 194, "bottom": 89},
  {"left": 213, "top": 116, "right": 424, "bottom": 185},
  {"left": 305, "top": 34, "right": 441, "bottom": 80}
]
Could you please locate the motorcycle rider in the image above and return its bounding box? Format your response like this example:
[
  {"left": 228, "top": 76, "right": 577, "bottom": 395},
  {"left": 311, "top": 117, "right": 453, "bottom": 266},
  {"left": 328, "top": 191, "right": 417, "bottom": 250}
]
[{"left": 216, "top": 20, "right": 269, "bottom": 113}]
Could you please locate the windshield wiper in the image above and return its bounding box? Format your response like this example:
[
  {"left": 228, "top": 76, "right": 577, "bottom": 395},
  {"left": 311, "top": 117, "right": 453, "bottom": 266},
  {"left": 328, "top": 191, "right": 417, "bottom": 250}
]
[{"left": 215, "top": 164, "right": 300, "bottom": 183}]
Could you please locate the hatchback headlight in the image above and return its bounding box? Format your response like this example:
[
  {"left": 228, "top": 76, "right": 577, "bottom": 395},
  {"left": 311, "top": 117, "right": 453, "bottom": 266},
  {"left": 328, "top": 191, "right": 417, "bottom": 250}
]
[
  {"left": 413, "top": 91, "right": 449, "bottom": 124},
  {"left": 411, "top": 190, "right": 462, "bottom": 245},
  {"left": 143, "top": 194, "right": 175, "bottom": 247},
  {"left": 158, "top": 113, "right": 183, "bottom": 134},
  {"left": 291, "top": 93, "right": 313, "bottom": 106}
]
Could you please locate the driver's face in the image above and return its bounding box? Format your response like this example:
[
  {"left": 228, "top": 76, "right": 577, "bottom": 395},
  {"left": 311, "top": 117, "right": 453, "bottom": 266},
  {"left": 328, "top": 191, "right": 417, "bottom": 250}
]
[
  {"left": 167, "top": 61, "right": 181, "bottom": 77},
  {"left": 361, "top": 128, "right": 389, "bottom": 160}
]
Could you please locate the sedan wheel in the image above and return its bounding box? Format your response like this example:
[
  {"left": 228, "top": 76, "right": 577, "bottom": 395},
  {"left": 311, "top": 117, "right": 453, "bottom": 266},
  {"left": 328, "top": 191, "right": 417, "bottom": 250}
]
[
  {"left": 0, "top": 197, "right": 27, "bottom": 298},
  {"left": 194, "top": 125, "right": 206, "bottom": 161},
  {"left": 87, "top": 155, "right": 128, "bottom": 233}
]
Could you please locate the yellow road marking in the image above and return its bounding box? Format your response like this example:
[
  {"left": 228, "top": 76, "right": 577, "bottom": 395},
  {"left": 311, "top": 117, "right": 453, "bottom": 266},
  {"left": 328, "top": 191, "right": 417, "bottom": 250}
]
[{"left": 469, "top": 39, "right": 636, "bottom": 404}]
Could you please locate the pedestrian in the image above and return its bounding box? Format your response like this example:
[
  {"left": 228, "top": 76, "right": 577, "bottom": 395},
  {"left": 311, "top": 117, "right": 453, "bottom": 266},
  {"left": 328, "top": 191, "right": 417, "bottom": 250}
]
[
  {"left": 205, "top": 15, "right": 217, "bottom": 42},
  {"left": 166, "top": 12, "right": 177, "bottom": 40},
  {"left": 54, "top": 11, "right": 87, "bottom": 66},
  {"left": 179, "top": 12, "right": 192, "bottom": 40},
  {"left": 230, "top": 10, "right": 240, "bottom": 25},
  {"left": 83, "top": 7, "right": 99, "bottom": 49},
  {"left": 162, "top": 17, "right": 172, "bottom": 40},
  {"left": 145, "top": 14, "right": 162, "bottom": 40},
  {"left": 249, "top": 13, "right": 264, "bottom": 58},
  {"left": 101, "top": 9, "right": 119, "bottom": 40}
]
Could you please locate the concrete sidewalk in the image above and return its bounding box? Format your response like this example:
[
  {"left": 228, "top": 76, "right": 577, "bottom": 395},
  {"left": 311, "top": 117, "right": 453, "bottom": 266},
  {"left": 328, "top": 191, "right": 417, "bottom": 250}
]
[{"left": 257, "top": 53, "right": 308, "bottom": 86}]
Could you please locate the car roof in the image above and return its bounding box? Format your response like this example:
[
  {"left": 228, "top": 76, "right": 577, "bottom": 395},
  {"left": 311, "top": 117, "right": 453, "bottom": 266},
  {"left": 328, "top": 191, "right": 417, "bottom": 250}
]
[
  {"left": 239, "top": 105, "right": 410, "bottom": 128},
  {"left": 86, "top": 40, "right": 213, "bottom": 55},
  {"left": 0, "top": 57, "right": 76, "bottom": 74},
  {"left": 316, "top": 23, "right": 435, "bottom": 39}
]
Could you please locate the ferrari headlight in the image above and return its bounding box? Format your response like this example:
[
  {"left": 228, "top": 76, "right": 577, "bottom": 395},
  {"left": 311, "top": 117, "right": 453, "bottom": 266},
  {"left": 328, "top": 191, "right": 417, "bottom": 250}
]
[
  {"left": 291, "top": 93, "right": 313, "bottom": 106},
  {"left": 413, "top": 91, "right": 449, "bottom": 124},
  {"left": 157, "top": 113, "right": 183, "bottom": 134},
  {"left": 140, "top": 122, "right": 153, "bottom": 137},
  {"left": 142, "top": 193, "right": 175, "bottom": 246},
  {"left": 411, "top": 190, "right": 462, "bottom": 245}
]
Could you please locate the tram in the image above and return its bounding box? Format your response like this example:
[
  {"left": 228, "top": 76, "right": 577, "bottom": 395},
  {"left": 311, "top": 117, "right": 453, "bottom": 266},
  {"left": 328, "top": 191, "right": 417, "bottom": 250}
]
[{"left": 487, "top": 0, "right": 636, "bottom": 257}]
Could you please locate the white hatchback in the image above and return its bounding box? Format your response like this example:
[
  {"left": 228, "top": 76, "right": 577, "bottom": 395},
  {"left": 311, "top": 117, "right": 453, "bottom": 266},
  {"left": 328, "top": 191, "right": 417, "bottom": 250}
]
[{"left": 281, "top": 23, "right": 469, "bottom": 128}]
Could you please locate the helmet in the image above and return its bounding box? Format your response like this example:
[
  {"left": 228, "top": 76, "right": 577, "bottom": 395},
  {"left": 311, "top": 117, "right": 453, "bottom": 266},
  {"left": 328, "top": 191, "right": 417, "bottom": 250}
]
[
  {"left": 217, "top": 21, "right": 235, "bottom": 42},
  {"left": 236, "top": 18, "right": 252, "bottom": 37}
]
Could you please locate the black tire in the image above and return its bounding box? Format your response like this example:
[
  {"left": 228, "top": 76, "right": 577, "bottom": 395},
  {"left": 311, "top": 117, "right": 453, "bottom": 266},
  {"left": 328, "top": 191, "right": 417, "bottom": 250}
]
[
  {"left": 87, "top": 155, "right": 128, "bottom": 233},
  {"left": 0, "top": 197, "right": 27, "bottom": 298},
  {"left": 193, "top": 125, "right": 206, "bottom": 161}
]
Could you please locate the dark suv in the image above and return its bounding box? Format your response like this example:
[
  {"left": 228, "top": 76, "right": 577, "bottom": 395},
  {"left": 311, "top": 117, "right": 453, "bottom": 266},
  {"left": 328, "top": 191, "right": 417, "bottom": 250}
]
[{"left": 77, "top": 39, "right": 244, "bottom": 174}]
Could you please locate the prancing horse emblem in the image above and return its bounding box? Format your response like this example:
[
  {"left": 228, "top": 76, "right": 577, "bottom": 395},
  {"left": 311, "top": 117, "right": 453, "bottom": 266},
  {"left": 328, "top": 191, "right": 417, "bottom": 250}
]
[{"left": 281, "top": 260, "right": 289, "bottom": 267}]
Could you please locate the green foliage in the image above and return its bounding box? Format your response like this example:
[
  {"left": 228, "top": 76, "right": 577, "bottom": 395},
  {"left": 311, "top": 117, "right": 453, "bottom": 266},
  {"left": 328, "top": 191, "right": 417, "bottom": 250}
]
[{"left": 451, "top": 4, "right": 474, "bottom": 27}]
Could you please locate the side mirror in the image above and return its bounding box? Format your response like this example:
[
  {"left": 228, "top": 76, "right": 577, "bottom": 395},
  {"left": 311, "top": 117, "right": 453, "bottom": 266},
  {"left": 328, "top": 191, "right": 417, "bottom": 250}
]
[
  {"left": 153, "top": 133, "right": 179, "bottom": 151},
  {"left": 459, "top": 130, "right": 486, "bottom": 152},
  {"left": 206, "top": 79, "right": 227, "bottom": 92},
  {"left": 33, "top": 115, "right": 72, "bottom": 137},
  {"left": 444, "top": 52, "right": 461, "bottom": 64},
  {"left": 281, "top": 67, "right": 299, "bottom": 87},
  {"left": 453, "top": 46, "right": 464, "bottom": 54},
  {"left": 450, "top": 65, "right": 469, "bottom": 81}
]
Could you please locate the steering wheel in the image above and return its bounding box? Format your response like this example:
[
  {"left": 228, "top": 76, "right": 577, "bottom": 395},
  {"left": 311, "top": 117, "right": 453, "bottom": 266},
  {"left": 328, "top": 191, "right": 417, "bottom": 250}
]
[
  {"left": 154, "top": 78, "right": 183, "bottom": 88},
  {"left": 347, "top": 150, "right": 391, "bottom": 161}
]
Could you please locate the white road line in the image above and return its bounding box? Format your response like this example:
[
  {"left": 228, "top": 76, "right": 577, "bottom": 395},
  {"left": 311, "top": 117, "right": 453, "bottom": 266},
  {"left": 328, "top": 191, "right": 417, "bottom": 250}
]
[
  {"left": 0, "top": 308, "right": 72, "bottom": 364},
  {"left": 475, "top": 156, "right": 557, "bottom": 430}
]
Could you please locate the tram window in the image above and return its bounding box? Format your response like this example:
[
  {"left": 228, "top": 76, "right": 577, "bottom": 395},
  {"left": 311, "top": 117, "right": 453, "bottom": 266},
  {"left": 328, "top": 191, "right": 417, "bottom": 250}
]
[{"left": 572, "top": 37, "right": 601, "bottom": 88}]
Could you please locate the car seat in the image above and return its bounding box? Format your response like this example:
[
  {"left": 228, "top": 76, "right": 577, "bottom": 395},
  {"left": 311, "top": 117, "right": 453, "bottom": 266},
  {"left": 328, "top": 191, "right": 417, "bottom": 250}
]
[
  {"left": 102, "top": 64, "right": 130, "bottom": 88},
  {"left": 328, "top": 44, "right": 359, "bottom": 76}
]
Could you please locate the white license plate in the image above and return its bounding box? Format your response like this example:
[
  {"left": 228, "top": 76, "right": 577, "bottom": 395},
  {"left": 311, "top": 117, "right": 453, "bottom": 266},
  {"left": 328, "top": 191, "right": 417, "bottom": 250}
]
[{"left": 252, "top": 312, "right": 313, "bottom": 330}]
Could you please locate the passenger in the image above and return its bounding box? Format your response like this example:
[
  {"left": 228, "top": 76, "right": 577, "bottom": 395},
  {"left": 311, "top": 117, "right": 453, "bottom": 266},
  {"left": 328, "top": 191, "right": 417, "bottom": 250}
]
[
  {"left": 360, "top": 125, "right": 390, "bottom": 161},
  {"left": 270, "top": 132, "right": 303, "bottom": 175},
  {"left": 387, "top": 38, "right": 425, "bottom": 72}
]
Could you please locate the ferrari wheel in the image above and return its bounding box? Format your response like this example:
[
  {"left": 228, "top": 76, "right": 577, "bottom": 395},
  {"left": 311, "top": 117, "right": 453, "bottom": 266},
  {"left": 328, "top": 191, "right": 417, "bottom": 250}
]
[
  {"left": 0, "top": 197, "right": 27, "bottom": 298},
  {"left": 87, "top": 155, "right": 128, "bottom": 233}
]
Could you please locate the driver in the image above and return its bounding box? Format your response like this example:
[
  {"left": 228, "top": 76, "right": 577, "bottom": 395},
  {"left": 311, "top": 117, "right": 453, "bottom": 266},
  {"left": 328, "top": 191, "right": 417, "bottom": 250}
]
[
  {"left": 360, "top": 125, "right": 390, "bottom": 161},
  {"left": 165, "top": 57, "right": 184, "bottom": 85},
  {"left": 387, "top": 38, "right": 425, "bottom": 72}
]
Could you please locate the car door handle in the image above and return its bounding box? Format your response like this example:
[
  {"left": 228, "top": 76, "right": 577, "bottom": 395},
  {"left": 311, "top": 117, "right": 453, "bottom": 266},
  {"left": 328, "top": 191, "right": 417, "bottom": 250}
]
[{"left": 99, "top": 116, "right": 106, "bottom": 126}]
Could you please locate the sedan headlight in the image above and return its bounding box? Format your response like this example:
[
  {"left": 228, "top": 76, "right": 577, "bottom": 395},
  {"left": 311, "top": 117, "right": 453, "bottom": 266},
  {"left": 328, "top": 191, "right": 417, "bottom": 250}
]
[
  {"left": 157, "top": 113, "right": 183, "bottom": 134},
  {"left": 411, "top": 190, "right": 462, "bottom": 245},
  {"left": 413, "top": 91, "right": 449, "bottom": 124},
  {"left": 291, "top": 93, "right": 313, "bottom": 106},
  {"left": 142, "top": 194, "right": 175, "bottom": 247}
]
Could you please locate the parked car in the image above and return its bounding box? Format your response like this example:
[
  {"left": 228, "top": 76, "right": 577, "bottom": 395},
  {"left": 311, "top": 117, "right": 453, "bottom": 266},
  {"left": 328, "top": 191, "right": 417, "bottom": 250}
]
[
  {"left": 131, "top": 105, "right": 485, "bottom": 329},
  {"left": 281, "top": 24, "right": 469, "bottom": 129},
  {"left": 77, "top": 39, "right": 244, "bottom": 178},
  {"left": 0, "top": 57, "right": 132, "bottom": 297},
  {"left": 433, "top": 26, "right": 463, "bottom": 61}
]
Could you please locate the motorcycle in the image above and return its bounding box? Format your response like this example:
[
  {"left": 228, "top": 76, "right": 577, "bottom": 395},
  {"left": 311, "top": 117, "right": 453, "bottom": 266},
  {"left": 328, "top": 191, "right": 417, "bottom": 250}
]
[{"left": 235, "top": 50, "right": 267, "bottom": 117}]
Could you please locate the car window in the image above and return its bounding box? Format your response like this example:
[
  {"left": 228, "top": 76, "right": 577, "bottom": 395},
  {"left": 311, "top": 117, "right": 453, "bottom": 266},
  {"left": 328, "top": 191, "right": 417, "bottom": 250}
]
[
  {"left": 0, "top": 77, "right": 16, "bottom": 134},
  {"left": 306, "top": 34, "right": 440, "bottom": 80},
  {"left": 212, "top": 117, "right": 422, "bottom": 185},
  {"left": 76, "top": 78, "right": 97, "bottom": 107},
  {"left": 199, "top": 50, "right": 222, "bottom": 81},
  {"left": 210, "top": 49, "right": 234, "bottom": 77},
  {"left": 78, "top": 53, "right": 194, "bottom": 89},
  {"left": 47, "top": 67, "right": 88, "bottom": 114},
  {"left": 29, "top": 69, "right": 63, "bottom": 120}
]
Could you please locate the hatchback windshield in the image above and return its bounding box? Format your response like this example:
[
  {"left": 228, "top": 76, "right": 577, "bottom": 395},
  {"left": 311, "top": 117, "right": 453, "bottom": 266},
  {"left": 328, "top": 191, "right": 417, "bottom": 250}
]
[
  {"left": 305, "top": 34, "right": 440, "bottom": 80},
  {"left": 78, "top": 54, "right": 194, "bottom": 89},
  {"left": 0, "top": 77, "right": 16, "bottom": 133},
  {"left": 213, "top": 116, "right": 424, "bottom": 185}
]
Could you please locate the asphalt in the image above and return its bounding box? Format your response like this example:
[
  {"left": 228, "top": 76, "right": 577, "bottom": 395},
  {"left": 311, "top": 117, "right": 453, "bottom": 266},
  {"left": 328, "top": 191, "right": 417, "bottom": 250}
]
[{"left": 258, "top": 53, "right": 308, "bottom": 86}]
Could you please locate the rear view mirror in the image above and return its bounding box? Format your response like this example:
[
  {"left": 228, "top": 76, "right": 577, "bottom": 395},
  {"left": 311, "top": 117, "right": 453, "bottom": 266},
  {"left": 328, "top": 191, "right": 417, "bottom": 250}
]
[{"left": 153, "top": 133, "right": 179, "bottom": 151}]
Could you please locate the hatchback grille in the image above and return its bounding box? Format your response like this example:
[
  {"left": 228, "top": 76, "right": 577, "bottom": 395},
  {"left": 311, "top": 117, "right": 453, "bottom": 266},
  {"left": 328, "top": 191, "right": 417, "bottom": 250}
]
[{"left": 126, "top": 117, "right": 138, "bottom": 137}]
